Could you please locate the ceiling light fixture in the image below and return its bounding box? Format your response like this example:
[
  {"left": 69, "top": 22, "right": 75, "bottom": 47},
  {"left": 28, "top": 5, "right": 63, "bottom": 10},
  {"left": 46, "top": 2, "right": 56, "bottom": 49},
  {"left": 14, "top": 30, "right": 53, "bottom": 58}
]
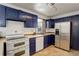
[{"left": 47, "top": 3, "right": 57, "bottom": 11}]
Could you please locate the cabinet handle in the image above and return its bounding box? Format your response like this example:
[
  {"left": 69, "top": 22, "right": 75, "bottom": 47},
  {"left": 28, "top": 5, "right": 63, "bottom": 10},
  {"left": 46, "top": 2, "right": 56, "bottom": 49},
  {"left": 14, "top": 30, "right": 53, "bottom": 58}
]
[
  {"left": 14, "top": 50, "right": 25, "bottom": 56},
  {"left": 14, "top": 42, "right": 25, "bottom": 47}
]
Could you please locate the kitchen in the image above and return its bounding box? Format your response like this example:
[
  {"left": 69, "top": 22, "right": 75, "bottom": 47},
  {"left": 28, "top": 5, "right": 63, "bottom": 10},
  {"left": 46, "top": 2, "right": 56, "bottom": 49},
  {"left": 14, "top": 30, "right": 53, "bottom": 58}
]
[{"left": 0, "top": 3, "right": 79, "bottom": 56}]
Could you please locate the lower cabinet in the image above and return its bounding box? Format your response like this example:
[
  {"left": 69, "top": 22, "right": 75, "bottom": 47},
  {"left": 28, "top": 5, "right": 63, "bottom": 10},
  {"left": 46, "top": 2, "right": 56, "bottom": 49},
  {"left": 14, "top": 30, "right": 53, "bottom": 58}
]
[
  {"left": 25, "top": 39, "right": 29, "bottom": 56},
  {"left": 48, "top": 35, "right": 55, "bottom": 45},
  {"left": 29, "top": 38, "right": 36, "bottom": 56},
  {"left": 44, "top": 35, "right": 49, "bottom": 48},
  {"left": 29, "top": 35, "right": 54, "bottom": 56},
  {"left": 36, "top": 37, "right": 44, "bottom": 52},
  {"left": 44, "top": 35, "right": 55, "bottom": 48}
]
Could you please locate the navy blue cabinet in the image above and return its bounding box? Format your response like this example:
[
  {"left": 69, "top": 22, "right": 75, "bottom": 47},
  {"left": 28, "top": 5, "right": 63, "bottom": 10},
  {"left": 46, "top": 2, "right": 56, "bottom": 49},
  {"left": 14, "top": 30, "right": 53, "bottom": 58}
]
[
  {"left": 24, "top": 19, "right": 37, "bottom": 28},
  {"left": 48, "top": 35, "right": 55, "bottom": 45},
  {"left": 19, "top": 11, "right": 37, "bottom": 20},
  {"left": 19, "top": 11, "right": 37, "bottom": 28},
  {"left": 19, "top": 11, "right": 34, "bottom": 20},
  {"left": 5, "top": 7, "right": 19, "bottom": 20},
  {"left": 29, "top": 38, "right": 36, "bottom": 55},
  {"left": 0, "top": 5, "right": 6, "bottom": 27},
  {"left": 44, "top": 35, "right": 49, "bottom": 48},
  {"left": 19, "top": 11, "right": 27, "bottom": 21},
  {"left": 44, "top": 35, "right": 55, "bottom": 48},
  {"left": 45, "top": 19, "right": 55, "bottom": 28}
]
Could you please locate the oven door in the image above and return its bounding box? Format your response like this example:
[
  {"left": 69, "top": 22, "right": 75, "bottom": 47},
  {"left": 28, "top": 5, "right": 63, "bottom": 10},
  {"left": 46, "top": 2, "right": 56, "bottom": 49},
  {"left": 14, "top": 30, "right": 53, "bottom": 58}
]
[
  {"left": 7, "top": 46, "right": 27, "bottom": 56},
  {"left": 6, "top": 38, "right": 29, "bottom": 51}
]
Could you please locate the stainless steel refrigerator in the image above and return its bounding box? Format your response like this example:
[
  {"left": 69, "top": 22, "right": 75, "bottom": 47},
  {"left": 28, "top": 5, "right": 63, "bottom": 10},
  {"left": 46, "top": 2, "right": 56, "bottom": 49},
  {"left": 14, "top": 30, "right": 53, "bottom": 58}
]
[{"left": 55, "top": 22, "right": 71, "bottom": 51}]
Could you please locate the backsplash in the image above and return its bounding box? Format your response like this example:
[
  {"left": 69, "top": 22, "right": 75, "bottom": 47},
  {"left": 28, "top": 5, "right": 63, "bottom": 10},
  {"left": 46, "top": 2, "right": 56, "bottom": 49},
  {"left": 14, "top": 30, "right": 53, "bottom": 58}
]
[
  {"left": 0, "top": 27, "right": 6, "bottom": 36},
  {"left": 23, "top": 28, "right": 36, "bottom": 34},
  {"left": 0, "top": 21, "right": 36, "bottom": 36},
  {"left": 5, "top": 21, "right": 24, "bottom": 35},
  {"left": 46, "top": 28, "right": 55, "bottom": 33}
]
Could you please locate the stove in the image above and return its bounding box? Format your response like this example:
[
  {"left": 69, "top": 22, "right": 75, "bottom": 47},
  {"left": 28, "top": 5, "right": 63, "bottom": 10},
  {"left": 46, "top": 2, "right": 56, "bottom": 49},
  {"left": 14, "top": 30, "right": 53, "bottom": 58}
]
[{"left": 6, "top": 34, "right": 28, "bottom": 56}]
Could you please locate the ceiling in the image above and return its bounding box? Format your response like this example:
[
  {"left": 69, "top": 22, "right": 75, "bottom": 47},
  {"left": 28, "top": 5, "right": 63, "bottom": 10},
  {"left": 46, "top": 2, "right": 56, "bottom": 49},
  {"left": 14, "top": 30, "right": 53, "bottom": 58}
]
[{"left": 9, "top": 3, "right": 79, "bottom": 18}]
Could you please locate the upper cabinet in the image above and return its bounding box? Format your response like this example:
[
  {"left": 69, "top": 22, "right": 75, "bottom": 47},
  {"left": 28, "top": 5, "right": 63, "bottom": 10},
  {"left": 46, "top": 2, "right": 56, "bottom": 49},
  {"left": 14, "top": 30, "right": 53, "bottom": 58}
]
[
  {"left": 24, "top": 19, "right": 37, "bottom": 28},
  {"left": 0, "top": 5, "right": 6, "bottom": 27},
  {"left": 19, "top": 11, "right": 37, "bottom": 20},
  {"left": 19, "top": 11, "right": 32, "bottom": 20},
  {"left": 45, "top": 19, "right": 55, "bottom": 28},
  {"left": 5, "top": 7, "right": 19, "bottom": 21},
  {"left": 19, "top": 11, "right": 38, "bottom": 28},
  {"left": 0, "top": 4, "right": 38, "bottom": 27}
]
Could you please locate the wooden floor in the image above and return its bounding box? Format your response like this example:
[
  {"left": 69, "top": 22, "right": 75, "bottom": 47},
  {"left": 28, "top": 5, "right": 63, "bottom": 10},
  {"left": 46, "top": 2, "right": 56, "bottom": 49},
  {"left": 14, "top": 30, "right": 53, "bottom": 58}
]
[{"left": 33, "top": 45, "right": 79, "bottom": 56}]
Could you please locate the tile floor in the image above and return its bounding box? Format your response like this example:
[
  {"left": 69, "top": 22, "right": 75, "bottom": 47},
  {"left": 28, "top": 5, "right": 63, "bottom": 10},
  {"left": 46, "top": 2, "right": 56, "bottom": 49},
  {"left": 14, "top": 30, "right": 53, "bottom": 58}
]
[{"left": 33, "top": 45, "right": 79, "bottom": 56}]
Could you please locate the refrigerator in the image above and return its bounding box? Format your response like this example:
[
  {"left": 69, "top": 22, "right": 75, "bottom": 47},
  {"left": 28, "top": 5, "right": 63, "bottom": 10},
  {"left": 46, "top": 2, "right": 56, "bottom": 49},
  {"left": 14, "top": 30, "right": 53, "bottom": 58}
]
[{"left": 55, "top": 22, "right": 71, "bottom": 51}]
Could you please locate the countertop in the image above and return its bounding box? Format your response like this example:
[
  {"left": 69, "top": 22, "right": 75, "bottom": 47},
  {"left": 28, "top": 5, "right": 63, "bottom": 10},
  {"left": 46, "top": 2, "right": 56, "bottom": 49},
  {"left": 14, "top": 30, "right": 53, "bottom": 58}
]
[
  {"left": 24, "top": 32, "right": 55, "bottom": 38},
  {"left": 0, "top": 32, "right": 55, "bottom": 41}
]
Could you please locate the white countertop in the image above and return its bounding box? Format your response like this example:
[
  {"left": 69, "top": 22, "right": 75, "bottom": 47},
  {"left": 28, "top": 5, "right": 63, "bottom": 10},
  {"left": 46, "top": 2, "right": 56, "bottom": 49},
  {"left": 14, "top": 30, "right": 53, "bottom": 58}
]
[
  {"left": 0, "top": 32, "right": 55, "bottom": 40},
  {"left": 24, "top": 32, "right": 55, "bottom": 38}
]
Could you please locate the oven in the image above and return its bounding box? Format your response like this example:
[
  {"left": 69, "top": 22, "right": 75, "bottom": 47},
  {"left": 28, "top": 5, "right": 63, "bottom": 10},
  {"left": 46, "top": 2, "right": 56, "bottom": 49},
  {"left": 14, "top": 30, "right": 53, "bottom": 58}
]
[
  {"left": 6, "top": 37, "right": 28, "bottom": 51},
  {"left": 7, "top": 46, "right": 26, "bottom": 56},
  {"left": 6, "top": 34, "right": 29, "bottom": 56}
]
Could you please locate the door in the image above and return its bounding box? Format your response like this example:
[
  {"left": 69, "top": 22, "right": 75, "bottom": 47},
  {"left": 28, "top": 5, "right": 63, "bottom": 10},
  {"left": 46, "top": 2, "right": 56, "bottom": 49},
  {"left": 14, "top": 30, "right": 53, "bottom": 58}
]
[
  {"left": 44, "top": 36, "right": 48, "bottom": 48},
  {"left": 60, "top": 35, "right": 70, "bottom": 50},
  {"left": 60, "top": 22, "right": 70, "bottom": 50},
  {"left": 55, "top": 23, "right": 61, "bottom": 47},
  {"left": 29, "top": 38, "right": 36, "bottom": 56},
  {"left": 49, "top": 35, "right": 55, "bottom": 45},
  {"left": 36, "top": 37, "right": 44, "bottom": 52}
]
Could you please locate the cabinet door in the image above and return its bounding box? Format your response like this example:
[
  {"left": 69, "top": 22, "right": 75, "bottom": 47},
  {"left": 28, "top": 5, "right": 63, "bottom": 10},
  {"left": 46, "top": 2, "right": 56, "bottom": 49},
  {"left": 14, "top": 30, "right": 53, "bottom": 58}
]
[
  {"left": 6, "top": 7, "right": 19, "bottom": 20},
  {"left": 25, "top": 39, "right": 29, "bottom": 56},
  {"left": 24, "top": 19, "right": 32, "bottom": 27},
  {"left": 48, "top": 35, "right": 55, "bottom": 45},
  {"left": 44, "top": 36, "right": 49, "bottom": 48},
  {"left": 36, "top": 37, "right": 44, "bottom": 52},
  {"left": 44, "top": 35, "right": 55, "bottom": 48},
  {"left": 32, "top": 19, "right": 37, "bottom": 28},
  {"left": 0, "top": 17, "right": 6, "bottom": 27},
  {"left": 19, "top": 11, "right": 27, "bottom": 21},
  {"left": 19, "top": 11, "right": 37, "bottom": 28},
  {"left": 0, "top": 5, "right": 6, "bottom": 27},
  {"left": 45, "top": 20, "right": 54, "bottom": 28},
  {"left": 29, "top": 38, "right": 36, "bottom": 56},
  {"left": 19, "top": 11, "right": 33, "bottom": 21},
  {"left": 24, "top": 19, "right": 37, "bottom": 28}
]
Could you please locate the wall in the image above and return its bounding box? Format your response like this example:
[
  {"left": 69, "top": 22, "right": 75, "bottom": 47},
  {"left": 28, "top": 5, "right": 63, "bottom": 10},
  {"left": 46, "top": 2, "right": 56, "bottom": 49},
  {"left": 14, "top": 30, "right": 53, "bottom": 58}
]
[{"left": 52, "top": 11, "right": 79, "bottom": 19}]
